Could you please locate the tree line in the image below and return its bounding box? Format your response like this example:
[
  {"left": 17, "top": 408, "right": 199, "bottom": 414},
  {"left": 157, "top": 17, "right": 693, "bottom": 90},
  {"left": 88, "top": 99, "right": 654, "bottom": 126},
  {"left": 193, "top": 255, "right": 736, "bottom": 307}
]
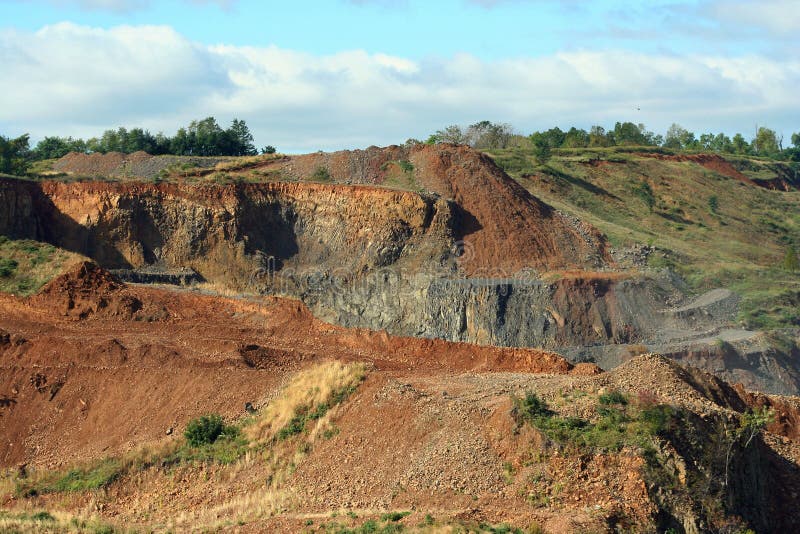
[
  {"left": 34, "top": 117, "right": 266, "bottom": 158},
  {"left": 427, "top": 121, "right": 800, "bottom": 162},
  {"left": 0, "top": 117, "right": 280, "bottom": 175}
]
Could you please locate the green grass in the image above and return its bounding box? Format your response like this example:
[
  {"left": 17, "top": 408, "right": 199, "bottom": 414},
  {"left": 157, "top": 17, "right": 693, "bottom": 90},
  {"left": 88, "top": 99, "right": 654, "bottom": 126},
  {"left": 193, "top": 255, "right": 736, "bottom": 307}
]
[
  {"left": 15, "top": 422, "right": 250, "bottom": 498},
  {"left": 485, "top": 147, "right": 800, "bottom": 327},
  {"left": 512, "top": 390, "right": 675, "bottom": 453},
  {"left": 0, "top": 236, "right": 80, "bottom": 295}
]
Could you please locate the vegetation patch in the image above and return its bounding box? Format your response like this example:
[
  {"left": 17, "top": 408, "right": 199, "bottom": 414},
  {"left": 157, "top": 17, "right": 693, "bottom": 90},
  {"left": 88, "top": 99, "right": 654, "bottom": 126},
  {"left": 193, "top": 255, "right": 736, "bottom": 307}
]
[
  {"left": 511, "top": 390, "right": 675, "bottom": 453},
  {"left": 0, "top": 509, "right": 118, "bottom": 533},
  {"left": 9, "top": 361, "right": 368, "bottom": 502},
  {"left": 247, "top": 361, "right": 367, "bottom": 444},
  {"left": 0, "top": 237, "right": 81, "bottom": 295},
  {"left": 311, "top": 166, "right": 333, "bottom": 183}
]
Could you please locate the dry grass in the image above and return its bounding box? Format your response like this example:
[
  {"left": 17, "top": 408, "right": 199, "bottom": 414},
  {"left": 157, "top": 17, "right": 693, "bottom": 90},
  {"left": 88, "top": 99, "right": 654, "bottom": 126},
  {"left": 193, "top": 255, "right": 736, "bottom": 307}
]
[
  {"left": 212, "top": 153, "right": 284, "bottom": 172},
  {"left": 171, "top": 487, "right": 295, "bottom": 530},
  {"left": 246, "top": 360, "right": 368, "bottom": 444},
  {"left": 0, "top": 509, "right": 115, "bottom": 533}
]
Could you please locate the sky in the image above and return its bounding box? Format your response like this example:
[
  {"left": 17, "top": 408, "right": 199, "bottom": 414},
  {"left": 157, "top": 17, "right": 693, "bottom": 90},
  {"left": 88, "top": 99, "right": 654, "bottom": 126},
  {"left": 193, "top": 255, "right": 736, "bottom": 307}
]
[{"left": 0, "top": 0, "right": 798, "bottom": 152}]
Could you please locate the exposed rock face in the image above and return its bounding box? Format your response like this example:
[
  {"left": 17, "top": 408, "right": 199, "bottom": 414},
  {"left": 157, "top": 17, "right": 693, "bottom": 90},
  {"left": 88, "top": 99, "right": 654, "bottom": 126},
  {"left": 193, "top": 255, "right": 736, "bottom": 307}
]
[
  {"left": 3, "top": 145, "right": 798, "bottom": 393},
  {"left": 0, "top": 174, "right": 665, "bottom": 351},
  {"left": 0, "top": 145, "right": 621, "bottom": 349}
]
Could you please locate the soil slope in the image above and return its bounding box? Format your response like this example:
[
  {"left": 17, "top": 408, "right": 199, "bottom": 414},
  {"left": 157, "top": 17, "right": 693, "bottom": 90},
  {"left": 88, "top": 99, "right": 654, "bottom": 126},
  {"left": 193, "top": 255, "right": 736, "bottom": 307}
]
[
  {"left": 0, "top": 262, "right": 579, "bottom": 468},
  {"left": 1, "top": 268, "right": 799, "bottom": 533}
]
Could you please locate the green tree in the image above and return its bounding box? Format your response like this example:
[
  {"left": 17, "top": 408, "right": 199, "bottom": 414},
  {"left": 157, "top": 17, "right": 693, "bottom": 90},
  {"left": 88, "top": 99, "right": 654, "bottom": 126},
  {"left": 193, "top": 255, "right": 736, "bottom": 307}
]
[
  {"left": 792, "top": 132, "right": 800, "bottom": 148},
  {"left": 433, "top": 124, "right": 467, "bottom": 145},
  {"left": 731, "top": 133, "right": 750, "bottom": 155},
  {"left": 588, "top": 125, "right": 611, "bottom": 147},
  {"left": 563, "top": 127, "right": 589, "bottom": 148},
  {"left": 33, "top": 136, "right": 87, "bottom": 159},
  {"left": 532, "top": 137, "right": 552, "bottom": 165},
  {"left": 612, "top": 121, "right": 653, "bottom": 146},
  {"left": 711, "top": 133, "right": 733, "bottom": 153},
  {"left": 753, "top": 127, "right": 780, "bottom": 156},
  {"left": 664, "top": 123, "right": 696, "bottom": 150},
  {"left": 228, "top": 118, "right": 257, "bottom": 156},
  {"left": 170, "top": 127, "right": 192, "bottom": 155},
  {"left": 0, "top": 134, "right": 31, "bottom": 175},
  {"left": 466, "top": 120, "right": 513, "bottom": 149}
]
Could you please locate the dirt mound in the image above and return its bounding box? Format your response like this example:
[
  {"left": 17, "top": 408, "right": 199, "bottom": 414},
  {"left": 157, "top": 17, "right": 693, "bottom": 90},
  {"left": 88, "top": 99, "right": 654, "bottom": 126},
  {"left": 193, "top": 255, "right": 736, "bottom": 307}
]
[
  {"left": 606, "top": 353, "right": 747, "bottom": 412},
  {"left": 52, "top": 151, "right": 138, "bottom": 176},
  {"left": 33, "top": 261, "right": 142, "bottom": 319},
  {"left": 51, "top": 152, "right": 232, "bottom": 180},
  {"left": 261, "top": 144, "right": 610, "bottom": 275},
  {"left": 409, "top": 144, "right": 610, "bottom": 275}
]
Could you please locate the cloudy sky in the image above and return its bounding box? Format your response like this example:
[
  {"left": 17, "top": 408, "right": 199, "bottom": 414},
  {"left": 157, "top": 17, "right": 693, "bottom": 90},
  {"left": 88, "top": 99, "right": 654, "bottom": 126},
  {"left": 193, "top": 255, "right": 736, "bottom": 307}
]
[{"left": 1, "top": 0, "right": 798, "bottom": 152}]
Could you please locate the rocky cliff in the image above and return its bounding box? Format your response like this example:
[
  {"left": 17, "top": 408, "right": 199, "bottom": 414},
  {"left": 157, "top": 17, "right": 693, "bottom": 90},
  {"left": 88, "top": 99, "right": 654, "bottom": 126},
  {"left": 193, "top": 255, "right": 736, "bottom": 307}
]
[
  {"left": 0, "top": 145, "right": 624, "bottom": 349},
  {"left": 3, "top": 145, "right": 796, "bottom": 394}
]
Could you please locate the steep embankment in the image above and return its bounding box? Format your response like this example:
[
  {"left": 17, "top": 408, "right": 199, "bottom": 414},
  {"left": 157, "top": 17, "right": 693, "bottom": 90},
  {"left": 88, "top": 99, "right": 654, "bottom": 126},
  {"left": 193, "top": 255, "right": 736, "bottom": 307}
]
[
  {"left": 8, "top": 145, "right": 800, "bottom": 394},
  {"left": 0, "top": 145, "right": 626, "bottom": 353},
  {"left": 0, "top": 262, "right": 581, "bottom": 469},
  {"left": 2, "top": 267, "right": 800, "bottom": 533},
  {"left": 0, "top": 174, "right": 691, "bottom": 355}
]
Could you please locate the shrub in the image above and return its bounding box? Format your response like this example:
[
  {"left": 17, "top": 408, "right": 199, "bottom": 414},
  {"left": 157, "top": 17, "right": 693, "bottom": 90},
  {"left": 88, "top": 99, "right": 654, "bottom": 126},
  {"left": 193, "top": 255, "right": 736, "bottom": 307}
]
[
  {"left": 380, "top": 511, "right": 410, "bottom": 522},
  {"left": 598, "top": 390, "right": 628, "bottom": 406},
  {"left": 783, "top": 246, "right": 799, "bottom": 272},
  {"left": 184, "top": 414, "right": 227, "bottom": 447},
  {"left": 512, "top": 391, "right": 554, "bottom": 424},
  {"left": 512, "top": 390, "right": 680, "bottom": 453},
  {"left": 397, "top": 160, "right": 414, "bottom": 173},
  {"left": 311, "top": 166, "right": 332, "bottom": 182},
  {"left": 633, "top": 180, "right": 656, "bottom": 210},
  {"left": 708, "top": 195, "right": 719, "bottom": 213},
  {"left": 0, "top": 258, "right": 18, "bottom": 277}
]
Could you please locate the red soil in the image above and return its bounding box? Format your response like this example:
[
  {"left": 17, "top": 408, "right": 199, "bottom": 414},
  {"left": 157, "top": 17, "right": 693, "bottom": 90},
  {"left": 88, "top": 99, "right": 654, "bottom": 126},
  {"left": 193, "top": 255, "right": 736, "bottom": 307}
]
[{"left": 0, "top": 264, "right": 582, "bottom": 468}]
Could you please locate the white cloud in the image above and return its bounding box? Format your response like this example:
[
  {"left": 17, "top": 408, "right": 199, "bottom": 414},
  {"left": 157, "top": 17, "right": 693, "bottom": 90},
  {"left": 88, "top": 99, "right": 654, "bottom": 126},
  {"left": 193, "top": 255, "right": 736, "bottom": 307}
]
[
  {"left": 710, "top": 0, "right": 800, "bottom": 34},
  {"left": 1, "top": 23, "right": 798, "bottom": 152},
  {"left": 5, "top": 0, "right": 235, "bottom": 13}
]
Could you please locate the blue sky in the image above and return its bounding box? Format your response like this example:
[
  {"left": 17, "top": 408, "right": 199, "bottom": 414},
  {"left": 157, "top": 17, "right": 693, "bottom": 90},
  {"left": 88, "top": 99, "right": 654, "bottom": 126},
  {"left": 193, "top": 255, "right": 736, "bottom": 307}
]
[{"left": 1, "top": 0, "right": 798, "bottom": 152}]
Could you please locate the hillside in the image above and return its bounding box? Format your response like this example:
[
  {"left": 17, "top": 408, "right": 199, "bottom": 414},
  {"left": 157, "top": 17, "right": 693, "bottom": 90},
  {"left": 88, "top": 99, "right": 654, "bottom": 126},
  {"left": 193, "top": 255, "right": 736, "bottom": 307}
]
[
  {"left": 17, "top": 144, "right": 800, "bottom": 394},
  {"left": 2, "top": 144, "right": 800, "bottom": 532},
  {"left": 1, "top": 263, "right": 800, "bottom": 533},
  {"left": 487, "top": 147, "right": 800, "bottom": 326}
]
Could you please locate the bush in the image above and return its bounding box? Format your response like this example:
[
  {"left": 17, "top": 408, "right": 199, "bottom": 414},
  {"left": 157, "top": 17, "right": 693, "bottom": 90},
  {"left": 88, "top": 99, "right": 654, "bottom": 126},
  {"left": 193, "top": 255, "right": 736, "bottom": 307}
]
[
  {"left": 397, "top": 160, "right": 414, "bottom": 173},
  {"left": 598, "top": 390, "right": 628, "bottom": 406},
  {"left": 633, "top": 180, "right": 656, "bottom": 210},
  {"left": 380, "top": 511, "right": 410, "bottom": 522},
  {"left": 783, "top": 246, "right": 799, "bottom": 272},
  {"left": 311, "top": 166, "right": 332, "bottom": 182},
  {"left": 0, "top": 258, "right": 18, "bottom": 277},
  {"left": 185, "top": 414, "right": 228, "bottom": 447},
  {"left": 512, "top": 391, "right": 554, "bottom": 423},
  {"left": 708, "top": 195, "right": 719, "bottom": 213}
]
